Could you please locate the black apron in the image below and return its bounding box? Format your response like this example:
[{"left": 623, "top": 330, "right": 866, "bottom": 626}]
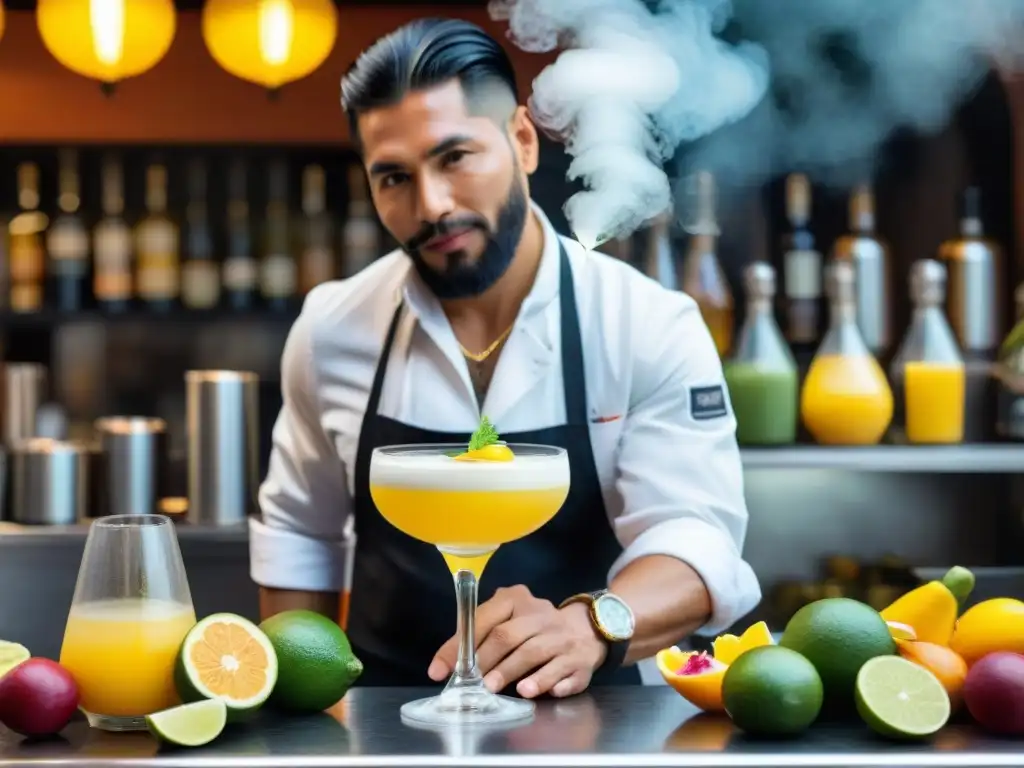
[{"left": 346, "top": 243, "right": 640, "bottom": 688}]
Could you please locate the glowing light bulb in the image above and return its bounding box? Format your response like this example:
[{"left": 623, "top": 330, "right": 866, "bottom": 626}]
[
  {"left": 90, "top": 0, "right": 125, "bottom": 67},
  {"left": 258, "top": 0, "right": 294, "bottom": 67}
]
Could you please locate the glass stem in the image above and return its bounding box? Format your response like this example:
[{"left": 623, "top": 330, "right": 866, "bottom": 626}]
[{"left": 451, "top": 568, "right": 483, "bottom": 686}]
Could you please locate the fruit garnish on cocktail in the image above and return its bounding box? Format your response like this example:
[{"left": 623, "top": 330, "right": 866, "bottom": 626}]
[
  {"left": 368, "top": 434, "right": 570, "bottom": 726},
  {"left": 453, "top": 416, "right": 514, "bottom": 462}
]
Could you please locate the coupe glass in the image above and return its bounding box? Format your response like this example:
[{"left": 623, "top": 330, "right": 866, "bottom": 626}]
[
  {"left": 59, "top": 514, "right": 196, "bottom": 732},
  {"left": 369, "top": 443, "right": 570, "bottom": 726}
]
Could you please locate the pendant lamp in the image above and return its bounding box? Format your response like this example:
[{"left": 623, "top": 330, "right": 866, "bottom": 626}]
[
  {"left": 202, "top": 0, "right": 338, "bottom": 94},
  {"left": 37, "top": 0, "right": 176, "bottom": 93}
]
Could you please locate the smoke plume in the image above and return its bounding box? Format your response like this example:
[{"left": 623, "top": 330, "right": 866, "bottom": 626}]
[{"left": 489, "top": 0, "right": 1024, "bottom": 246}]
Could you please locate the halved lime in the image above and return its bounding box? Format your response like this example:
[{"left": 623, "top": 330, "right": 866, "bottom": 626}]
[
  {"left": 0, "top": 640, "right": 30, "bottom": 678},
  {"left": 146, "top": 699, "right": 227, "bottom": 747},
  {"left": 855, "top": 656, "right": 950, "bottom": 739}
]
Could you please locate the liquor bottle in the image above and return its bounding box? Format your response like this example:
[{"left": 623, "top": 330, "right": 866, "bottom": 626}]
[
  {"left": 801, "top": 261, "right": 893, "bottom": 445},
  {"left": 46, "top": 149, "right": 90, "bottom": 311},
  {"left": 260, "top": 159, "right": 297, "bottom": 311},
  {"left": 340, "top": 164, "right": 380, "bottom": 278},
  {"left": 299, "top": 164, "right": 336, "bottom": 294},
  {"left": 937, "top": 185, "right": 1002, "bottom": 442},
  {"left": 779, "top": 173, "right": 822, "bottom": 367},
  {"left": 723, "top": 262, "right": 798, "bottom": 445},
  {"left": 222, "top": 159, "right": 258, "bottom": 310},
  {"left": 680, "top": 171, "right": 733, "bottom": 357},
  {"left": 180, "top": 159, "right": 220, "bottom": 310},
  {"left": 135, "top": 164, "right": 180, "bottom": 311},
  {"left": 889, "top": 260, "right": 965, "bottom": 444},
  {"left": 831, "top": 184, "right": 891, "bottom": 359},
  {"left": 93, "top": 155, "right": 133, "bottom": 312},
  {"left": 8, "top": 162, "right": 47, "bottom": 313}
]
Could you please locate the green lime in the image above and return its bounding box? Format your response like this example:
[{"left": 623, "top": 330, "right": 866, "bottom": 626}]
[
  {"left": 722, "top": 646, "right": 823, "bottom": 737},
  {"left": 941, "top": 566, "right": 975, "bottom": 607},
  {"left": 855, "top": 656, "right": 950, "bottom": 739},
  {"left": 259, "top": 610, "right": 363, "bottom": 712},
  {"left": 146, "top": 698, "right": 227, "bottom": 747},
  {"left": 779, "top": 598, "right": 895, "bottom": 709},
  {"left": 0, "top": 641, "right": 30, "bottom": 678},
  {"left": 174, "top": 613, "right": 278, "bottom": 721}
]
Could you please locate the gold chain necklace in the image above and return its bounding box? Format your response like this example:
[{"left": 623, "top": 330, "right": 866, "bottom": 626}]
[{"left": 459, "top": 323, "right": 515, "bottom": 363}]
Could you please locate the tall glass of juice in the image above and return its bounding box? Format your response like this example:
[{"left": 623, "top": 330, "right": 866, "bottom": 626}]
[{"left": 60, "top": 514, "right": 195, "bottom": 732}]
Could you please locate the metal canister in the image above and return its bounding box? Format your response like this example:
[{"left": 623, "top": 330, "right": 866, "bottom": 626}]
[
  {"left": 1, "top": 363, "right": 47, "bottom": 448},
  {"left": 10, "top": 437, "right": 88, "bottom": 525},
  {"left": 185, "top": 370, "right": 259, "bottom": 526},
  {"left": 93, "top": 417, "right": 168, "bottom": 517}
]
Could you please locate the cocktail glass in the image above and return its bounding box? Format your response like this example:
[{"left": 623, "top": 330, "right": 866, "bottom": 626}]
[
  {"left": 369, "top": 443, "right": 570, "bottom": 726},
  {"left": 59, "top": 514, "right": 196, "bottom": 732}
]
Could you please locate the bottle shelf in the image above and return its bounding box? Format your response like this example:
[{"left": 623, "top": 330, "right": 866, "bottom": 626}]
[
  {"left": 0, "top": 308, "right": 301, "bottom": 329},
  {"left": 741, "top": 444, "right": 1024, "bottom": 473}
]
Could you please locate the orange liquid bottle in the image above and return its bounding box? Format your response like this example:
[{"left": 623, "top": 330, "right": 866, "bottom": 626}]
[
  {"left": 801, "top": 261, "right": 893, "bottom": 445},
  {"left": 890, "top": 259, "right": 966, "bottom": 444}
]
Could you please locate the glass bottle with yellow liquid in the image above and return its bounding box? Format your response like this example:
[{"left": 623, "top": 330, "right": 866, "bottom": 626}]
[
  {"left": 680, "top": 171, "right": 733, "bottom": 357},
  {"left": 800, "top": 260, "right": 893, "bottom": 445},
  {"left": 723, "top": 262, "right": 798, "bottom": 445},
  {"left": 889, "top": 260, "right": 965, "bottom": 444}
]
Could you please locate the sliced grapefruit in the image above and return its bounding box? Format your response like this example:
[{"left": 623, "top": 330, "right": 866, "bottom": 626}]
[
  {"left": 656, "top": 647, "right": 729, "bottom": 712},
  {"left": 174, "top": 613, "right": 278, "bottom": 721}
]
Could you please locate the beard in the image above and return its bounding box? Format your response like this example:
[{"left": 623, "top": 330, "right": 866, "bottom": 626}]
[{"left": 401, "top": 174, "right": 529, "bottom": 300}]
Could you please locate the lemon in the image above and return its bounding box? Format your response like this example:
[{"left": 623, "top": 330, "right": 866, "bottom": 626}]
[
  {"left": 950, "top": 598, "right": 1024, "bottom": 665},
  {"left": 0, "top": 641, "right": 30, "bottom": 678},
  {"left": 713, "top": 620, "right": 774, "bottom": 665}
]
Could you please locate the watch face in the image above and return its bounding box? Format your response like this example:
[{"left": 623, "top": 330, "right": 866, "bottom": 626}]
[{"left": 595, "top": 595, "right": 635, "bottom": 641}]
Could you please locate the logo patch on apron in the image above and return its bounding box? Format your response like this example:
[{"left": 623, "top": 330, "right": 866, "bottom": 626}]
[{"left": 689, "top": 384, "right": 728, "bottom": 420}]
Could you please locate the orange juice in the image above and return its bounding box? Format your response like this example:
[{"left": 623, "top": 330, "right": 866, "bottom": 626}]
[
  {"left": 904, "top": 361, "right": 965, "bottom": 444},
  {"left": 801, "top": 353, "right": 893, "bottom": 445},
  {"left": 60, "top": 598, "right": 196, "bottom": 717},
  {"left": 369, "top": 450, "right": 569, "bottom": 579}
]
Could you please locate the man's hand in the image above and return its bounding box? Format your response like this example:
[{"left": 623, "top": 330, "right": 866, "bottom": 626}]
[{"left": 429, "top": 585, "right": 608, "bottom": 699}]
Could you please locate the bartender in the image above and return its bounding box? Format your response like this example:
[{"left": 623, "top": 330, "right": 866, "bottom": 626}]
[{"left": 250, "top": 17, "right": 761, "bottom": 699}]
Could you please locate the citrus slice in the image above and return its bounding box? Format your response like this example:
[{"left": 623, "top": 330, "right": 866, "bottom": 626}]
[
  {"left": 886, "top": 621, "right": 917, "bottom": 642},
  {"left": 174, "top": 613, "right": 278, "bottom": 720},
  {"left": 855, "top": 655, "right": 951, "bottom": 739},
  {"left": 454, "top": 444, "right": 514, "bottom": 462},
  {"left": 713, "top": 620, "right": 774, "bottom": 665},
  {"left": 0, "top": 641, "right": 30, "bottom": 678},
  {"left": 146, "top": 699, "right": 227, "bottom": 747},
  {"left": 656, "top": 647, "right": 728, "bottom": 712}
]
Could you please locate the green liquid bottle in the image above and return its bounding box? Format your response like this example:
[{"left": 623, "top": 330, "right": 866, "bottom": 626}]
[{"left": 723, "top": 262, "right": 799, "bottom": 445}]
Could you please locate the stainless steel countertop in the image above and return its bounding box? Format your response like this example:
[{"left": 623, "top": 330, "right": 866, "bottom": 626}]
[{"left": 0, "top": 686, "right": 1020, "bottom": 767}]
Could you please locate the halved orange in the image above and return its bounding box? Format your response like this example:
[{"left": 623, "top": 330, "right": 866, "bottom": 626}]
[
  {"left": 656, "top": 647, "right": 729, "bottom": 712},
  {"left": 174, "top": 613, "right": 278, "bottom": 721},
  {"left": 712, "top": 620, "right": 774, "bottom": 665}
]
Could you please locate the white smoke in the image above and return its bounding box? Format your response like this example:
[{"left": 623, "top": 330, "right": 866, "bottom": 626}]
[
  {"left": 489, "top": 0, "right": 769, "bottom": 247},
  {"left": 489, "top": 0, "right": 1024, "bottom": 246}
]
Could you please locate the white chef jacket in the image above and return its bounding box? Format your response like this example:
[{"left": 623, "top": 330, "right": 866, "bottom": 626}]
[{"left": 250, "top": 201, "right": 762, "bottom": 637}]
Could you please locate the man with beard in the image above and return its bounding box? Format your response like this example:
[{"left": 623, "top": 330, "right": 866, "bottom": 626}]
[{"left": 250, "top": 17, "right": 760, "bottom": 700}]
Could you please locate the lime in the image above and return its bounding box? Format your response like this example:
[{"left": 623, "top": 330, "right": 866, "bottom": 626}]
[
  {"left": 0, "top": 641, "right": 30, "bottom": 678},
  {"left": 175, "top": 613, "right": 278, "bottom": 721},
  {"left": 146, "top": 698, "right": 227, "bottom": 747},
  {"left": 259, "top": 609, "right": 363, "bottom": 712},
  {"left": 855, "top": 656, "right": 950, "bottom": 739},
  {"left": 779, "top": 598, "right": 895, "bottom": 709},
  {"left": 722, "top": 646, "right": 823, "bottom": 737}
]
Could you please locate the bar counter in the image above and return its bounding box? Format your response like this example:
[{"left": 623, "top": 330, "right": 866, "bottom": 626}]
[{"left": 0, "top": 687, "right": 1019, "bottom": 767}]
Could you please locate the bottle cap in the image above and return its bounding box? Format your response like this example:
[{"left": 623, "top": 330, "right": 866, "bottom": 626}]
[
  {"left": 743, "top": 261, "right": 776, "bottom": 300},
  {"left": 909, "top": 259, "right": 946, "bottom": 306}
]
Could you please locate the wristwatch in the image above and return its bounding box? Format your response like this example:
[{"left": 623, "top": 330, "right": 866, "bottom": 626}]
[{"left": 559, "top": 590, "right": 635, "bottom": 673}]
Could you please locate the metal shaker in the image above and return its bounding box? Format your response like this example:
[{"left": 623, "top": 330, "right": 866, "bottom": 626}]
[
  {"left": 185, "top": 370, "right": 259, "bottom": 526},
  {"left": 93, "top": 417, "right": 168, "bottom": 517},
  {"left": 1, "top": 363, "right": 47, "bottom": 448},
  {"left": 10, "top": 437, "right": 88, "bottom": 525}
]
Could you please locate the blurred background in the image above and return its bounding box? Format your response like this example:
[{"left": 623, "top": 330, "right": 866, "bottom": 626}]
[{"left": 1, "top": 0, "right": 1023, "bottom": 664}]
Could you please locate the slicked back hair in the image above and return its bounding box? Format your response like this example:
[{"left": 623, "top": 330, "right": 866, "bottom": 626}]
[{"left": 340, "top": 18, "right": 520, "bottom": 145}]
